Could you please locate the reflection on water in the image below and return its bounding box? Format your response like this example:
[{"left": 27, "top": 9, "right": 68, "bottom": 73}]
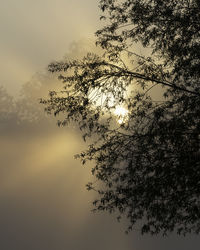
[
  {"left": 0, "top": 82, "right": 135, "bottom": 250},
  {"left": 0, "top": 123, "right": 135, "bottom": 250},
  {"left": 0, "top": 62, "right": 200, "bottom": 250}
]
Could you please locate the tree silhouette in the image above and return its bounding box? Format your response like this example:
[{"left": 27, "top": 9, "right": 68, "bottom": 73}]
[
  {"left": 0, "top": 86, "right": 19, "bottom": 130},
  {"left": 41, "top": 0, "right": 200, "bottom": 235}
]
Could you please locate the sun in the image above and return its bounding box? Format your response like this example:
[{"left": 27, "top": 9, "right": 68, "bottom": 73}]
[
  {"left": 88, "top": 88, "right": 129, "bottom": 124},
  {"left": 114, "top": 106, "right": 128, "bottom": 124}
]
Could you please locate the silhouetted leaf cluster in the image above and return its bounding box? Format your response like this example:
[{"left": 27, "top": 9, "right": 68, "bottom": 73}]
[{"left": 42, "top": 0, "right": 200, "bottom": 235}]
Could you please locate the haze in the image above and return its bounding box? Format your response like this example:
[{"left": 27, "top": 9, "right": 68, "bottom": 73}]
[{"left": 0, "top": 1, "right": 200, "bottom": 249}]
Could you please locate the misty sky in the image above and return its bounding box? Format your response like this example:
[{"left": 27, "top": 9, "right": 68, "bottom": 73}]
[
  {"left": 0, "top": 0, "right": 100, "bottom": 95},
  {"left": 0, "top": 1, "right": 200, "bottom": 250}
]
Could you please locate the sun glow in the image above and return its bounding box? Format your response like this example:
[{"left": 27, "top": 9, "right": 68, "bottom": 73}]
[
  {"left": 88, "top": 88, "right": 129, "bottom": 124},
  {"left": 114, "top": 106, "right": 128, "bottom": 124}
]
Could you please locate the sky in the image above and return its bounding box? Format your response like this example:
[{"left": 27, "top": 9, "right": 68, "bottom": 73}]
[
  {"left": 0, "top": 1, "right": 200, "bottom": 250},
  {"left": 0, "top": 0, "right": 100, "bottom": 95}
]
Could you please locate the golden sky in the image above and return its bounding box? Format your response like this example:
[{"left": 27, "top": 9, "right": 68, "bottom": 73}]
[
  {"left": 0, "top": 0, "right": 100, "bottom": 95},
  {"left": 0, "top": 1, "right": 200, "bottom": 250}
]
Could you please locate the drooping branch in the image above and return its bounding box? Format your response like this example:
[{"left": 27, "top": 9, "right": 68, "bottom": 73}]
[{"left": 101, "top": 62, "right": 200, "bottom": 97}]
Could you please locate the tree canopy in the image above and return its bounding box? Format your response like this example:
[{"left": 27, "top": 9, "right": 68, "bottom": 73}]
[{"left": 41, "top": 0, "right": 200, "bottom": 235}]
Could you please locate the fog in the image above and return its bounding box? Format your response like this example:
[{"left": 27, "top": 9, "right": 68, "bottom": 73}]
[
  {"left": 0, "top": 70, "right": 131, "bottom": 250},
  {"left": 0, "top": 0, "right": 100, "bottom": 95},
  {"left": 1, "top": 0, "right": 200, "bottom": 249},
  {"left": 0, "top": 47, "right": 200, "bottom": 249}
]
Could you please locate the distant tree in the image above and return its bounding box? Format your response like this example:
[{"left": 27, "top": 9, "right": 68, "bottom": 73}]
[
  {"left": 41, "top": 0, "right": 200, "bottom": 235},
  {"left": 0, "top": 71, "right": 60, "bottom": 133},
  {"left": 16, "top": 72, "right": 59, "bottom": 125},
  {"left": 0, "top": 86, "right": 19, "bottom": 129}
]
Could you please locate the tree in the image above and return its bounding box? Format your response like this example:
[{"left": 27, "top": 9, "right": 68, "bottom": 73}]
[
  {"left": 41, "top": 0, "right": 200, "bottom": 235},
  {"left": 0, "top": 86, "right": 20, "bottom": 130}
]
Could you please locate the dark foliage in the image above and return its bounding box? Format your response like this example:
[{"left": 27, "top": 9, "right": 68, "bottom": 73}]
[{"left": 41, "top": 0, "right": 200, "bottom": 235}]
